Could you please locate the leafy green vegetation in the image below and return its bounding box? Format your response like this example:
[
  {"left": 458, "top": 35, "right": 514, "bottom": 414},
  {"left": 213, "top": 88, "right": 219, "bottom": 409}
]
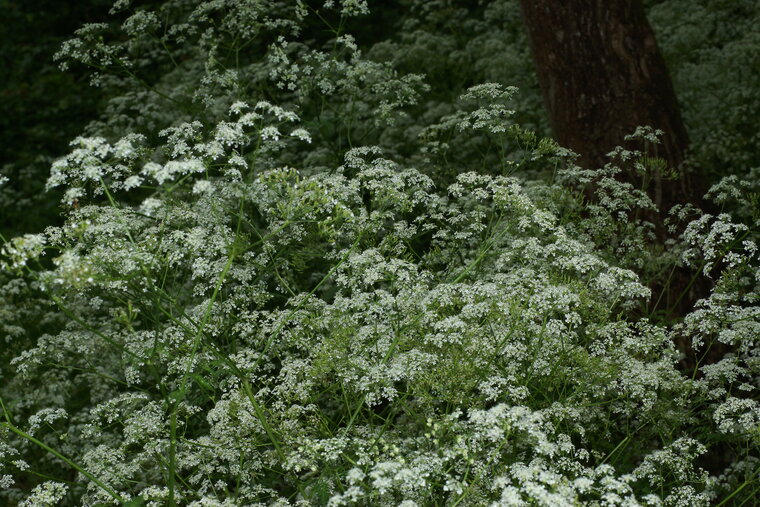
[{"left": 1, "top": 1, "right": 758, "bottom": 505}]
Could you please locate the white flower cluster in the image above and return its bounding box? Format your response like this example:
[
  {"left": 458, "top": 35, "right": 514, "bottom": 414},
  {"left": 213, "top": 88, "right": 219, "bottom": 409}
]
[
  {"left": 2, "top": 1, "right": 759, "bottom": 505},
  {"left": 8, "top": 137, "right": 743, "bottom": 503}
]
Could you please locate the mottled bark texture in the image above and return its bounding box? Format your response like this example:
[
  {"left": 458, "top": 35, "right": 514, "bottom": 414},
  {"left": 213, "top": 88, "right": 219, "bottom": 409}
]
[{"left": 519, "top": 0, "right": 695, "bottom": 210}]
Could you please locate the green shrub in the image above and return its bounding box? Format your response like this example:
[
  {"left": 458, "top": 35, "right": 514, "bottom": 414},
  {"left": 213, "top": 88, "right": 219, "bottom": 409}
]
[{"left": 1, "top": 1, "right": 758, "bottom": 505}]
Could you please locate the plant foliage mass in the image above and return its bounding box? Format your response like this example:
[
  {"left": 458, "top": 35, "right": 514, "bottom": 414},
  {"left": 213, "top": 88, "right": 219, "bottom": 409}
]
[{"left": 1, "top": 1, "right": 759, "bottom": 505}]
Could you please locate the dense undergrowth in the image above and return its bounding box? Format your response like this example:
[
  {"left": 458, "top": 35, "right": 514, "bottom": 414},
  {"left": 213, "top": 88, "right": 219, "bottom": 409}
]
[{"left": 1, "top": 1, "right": 759, "bottom": 505}]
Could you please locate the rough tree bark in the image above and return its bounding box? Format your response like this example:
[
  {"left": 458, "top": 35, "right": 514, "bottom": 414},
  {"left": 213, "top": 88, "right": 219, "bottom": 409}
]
[
  {"left": 520, "top": 0, "right": 717, "bottom": 324},
  {"left": 519, "top": 0, "right": 696, "bottom": 211}
]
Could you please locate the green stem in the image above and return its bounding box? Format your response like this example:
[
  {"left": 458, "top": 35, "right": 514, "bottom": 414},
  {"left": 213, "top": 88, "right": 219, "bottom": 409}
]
[{"left": 0, "top": 397, "right": 124, "bottom": 503}]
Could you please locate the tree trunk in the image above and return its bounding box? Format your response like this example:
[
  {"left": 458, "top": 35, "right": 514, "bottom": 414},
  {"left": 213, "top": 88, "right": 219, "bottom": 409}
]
[{"left": 519, "top": 0, "right": 695, "bottom": 211}]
